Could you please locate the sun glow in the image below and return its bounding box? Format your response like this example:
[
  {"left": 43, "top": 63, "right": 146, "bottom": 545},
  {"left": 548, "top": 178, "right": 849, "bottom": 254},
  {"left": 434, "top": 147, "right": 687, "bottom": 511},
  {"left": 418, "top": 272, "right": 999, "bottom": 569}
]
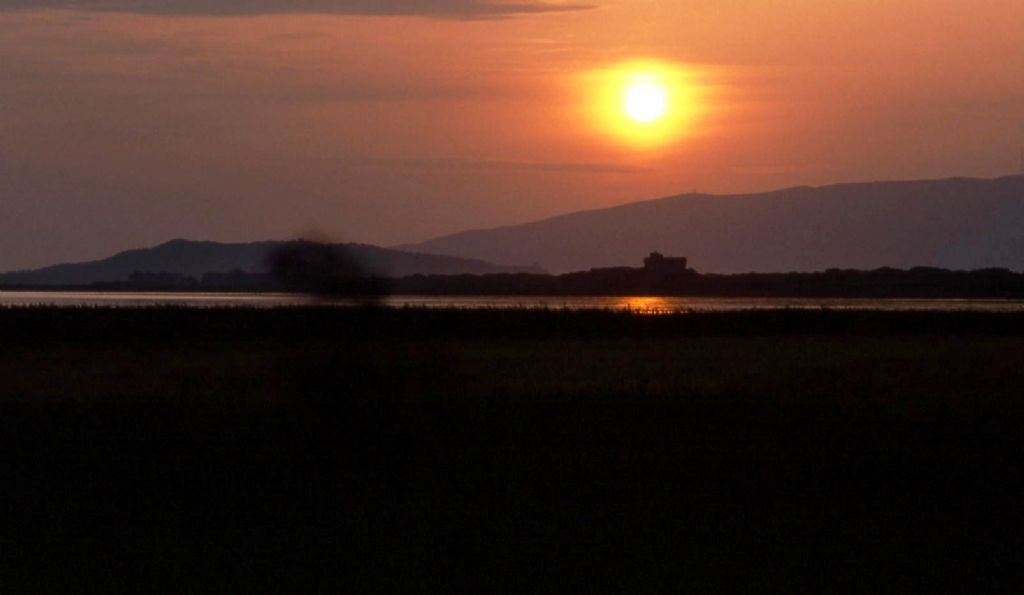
[
  {"left": 584, "top": 59, "right": 703, "bottom": 148},
  {"left": 624, "top": 83, "right": 668, "bottom": 123}
]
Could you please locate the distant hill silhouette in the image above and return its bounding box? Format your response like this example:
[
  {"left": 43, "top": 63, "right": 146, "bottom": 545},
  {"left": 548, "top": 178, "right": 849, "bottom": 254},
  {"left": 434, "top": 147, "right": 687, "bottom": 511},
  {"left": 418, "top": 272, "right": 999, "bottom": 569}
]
[
  {"left": 0, "top": 239, "right": 544, "bottom": 287},
  {"left": 398, "top": 176, "right": 1024, "bottom": 274}
]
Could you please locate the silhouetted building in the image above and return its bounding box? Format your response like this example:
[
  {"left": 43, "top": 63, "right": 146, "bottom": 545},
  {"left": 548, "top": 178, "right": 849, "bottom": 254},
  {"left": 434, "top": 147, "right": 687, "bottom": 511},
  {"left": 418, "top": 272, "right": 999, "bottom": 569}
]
[{"left": 643, "top": 252, "right": 688, "bottom": 274}]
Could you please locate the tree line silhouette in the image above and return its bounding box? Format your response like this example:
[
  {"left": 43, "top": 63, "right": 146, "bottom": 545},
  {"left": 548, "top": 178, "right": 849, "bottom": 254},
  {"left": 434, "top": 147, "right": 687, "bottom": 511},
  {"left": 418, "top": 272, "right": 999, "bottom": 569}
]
[{"left": 85, "top": 252, "right": 1024, "bottom": 299}]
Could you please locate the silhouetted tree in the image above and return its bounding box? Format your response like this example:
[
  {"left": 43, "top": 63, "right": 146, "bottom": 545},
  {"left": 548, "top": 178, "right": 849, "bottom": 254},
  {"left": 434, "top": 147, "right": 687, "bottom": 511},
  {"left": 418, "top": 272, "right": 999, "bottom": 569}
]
[{"left": 267, "top": 241, "right": 388, "bottom": 304}]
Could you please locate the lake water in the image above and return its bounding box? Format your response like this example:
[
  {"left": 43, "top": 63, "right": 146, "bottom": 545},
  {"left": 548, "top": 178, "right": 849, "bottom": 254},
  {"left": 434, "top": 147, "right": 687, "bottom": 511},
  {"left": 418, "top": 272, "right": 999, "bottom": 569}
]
[{"left": 2, "top": 291, "right": 1024, "bottom": 312}]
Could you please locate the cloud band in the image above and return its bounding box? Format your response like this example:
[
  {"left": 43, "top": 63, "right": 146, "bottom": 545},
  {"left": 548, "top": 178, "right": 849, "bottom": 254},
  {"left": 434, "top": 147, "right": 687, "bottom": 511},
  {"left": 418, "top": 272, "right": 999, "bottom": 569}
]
[{"left": 1, "top": 0, "right": 595, "bottom": 19}]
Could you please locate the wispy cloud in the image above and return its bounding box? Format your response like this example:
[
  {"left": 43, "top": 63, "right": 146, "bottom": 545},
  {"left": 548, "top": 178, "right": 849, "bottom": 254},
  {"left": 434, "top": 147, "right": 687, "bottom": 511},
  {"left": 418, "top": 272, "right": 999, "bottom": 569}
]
[
  {"left": 730, "top": 164, "right": 825, "bottom": 176},
  {"left": 356, "top": 157, "right": 647, "bottom": 174},
  {"left": 1, "top": 0, "right": 595, "bottom": 19}
]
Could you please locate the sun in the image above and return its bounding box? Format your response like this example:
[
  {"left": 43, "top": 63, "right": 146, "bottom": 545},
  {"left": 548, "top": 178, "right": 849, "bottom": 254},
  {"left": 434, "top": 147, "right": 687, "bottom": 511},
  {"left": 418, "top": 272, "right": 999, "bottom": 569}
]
[
  {"left": 624, "top": 82, "right": 668, "bottom": 123},
  {"left": 582, "top": 59, "right": 704, "bottom": 149}
]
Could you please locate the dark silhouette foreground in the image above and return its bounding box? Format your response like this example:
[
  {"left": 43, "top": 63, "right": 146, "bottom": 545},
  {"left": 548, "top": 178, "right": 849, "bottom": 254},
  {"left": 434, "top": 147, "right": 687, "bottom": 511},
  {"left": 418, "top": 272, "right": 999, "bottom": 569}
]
[{"left": 2, "top": 307, "right": 1023, "bottom": 591}]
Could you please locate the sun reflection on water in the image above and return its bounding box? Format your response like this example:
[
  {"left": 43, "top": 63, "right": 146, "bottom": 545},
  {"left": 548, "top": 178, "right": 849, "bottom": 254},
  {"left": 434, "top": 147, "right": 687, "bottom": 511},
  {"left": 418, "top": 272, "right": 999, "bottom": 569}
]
[{"left": 617, "top": 296, "right": 684, "bottom": 314}]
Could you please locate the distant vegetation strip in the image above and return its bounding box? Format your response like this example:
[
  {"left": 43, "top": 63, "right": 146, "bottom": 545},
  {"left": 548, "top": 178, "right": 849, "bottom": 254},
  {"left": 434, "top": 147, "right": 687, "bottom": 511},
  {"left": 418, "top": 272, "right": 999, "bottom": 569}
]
[
  {"left": 4, "top": 307, "right": 1024, "bottom": 344},
  {"left": 6, "top": 265, "right": 1024, "bottom": 299}
]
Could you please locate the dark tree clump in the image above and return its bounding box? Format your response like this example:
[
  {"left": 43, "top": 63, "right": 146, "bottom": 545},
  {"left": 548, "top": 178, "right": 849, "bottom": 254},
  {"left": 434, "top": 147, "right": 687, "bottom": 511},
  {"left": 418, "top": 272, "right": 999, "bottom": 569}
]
[{"left": 267, "top": 241, "right": 388, "bottom": 304}]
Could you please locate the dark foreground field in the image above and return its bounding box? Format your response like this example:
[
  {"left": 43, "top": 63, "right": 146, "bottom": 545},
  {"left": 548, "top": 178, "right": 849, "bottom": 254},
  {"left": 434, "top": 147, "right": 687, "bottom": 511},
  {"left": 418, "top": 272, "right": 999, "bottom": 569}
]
[{"left": 2, "top": 307, "right": 1024, "bottom": 591}]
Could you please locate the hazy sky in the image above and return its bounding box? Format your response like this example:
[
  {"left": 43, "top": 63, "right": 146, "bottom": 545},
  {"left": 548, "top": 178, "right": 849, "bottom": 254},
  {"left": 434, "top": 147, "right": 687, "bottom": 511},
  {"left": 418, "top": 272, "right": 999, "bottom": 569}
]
[{"left": 2, "top": 0, "right": 1023, "bottom": 270}]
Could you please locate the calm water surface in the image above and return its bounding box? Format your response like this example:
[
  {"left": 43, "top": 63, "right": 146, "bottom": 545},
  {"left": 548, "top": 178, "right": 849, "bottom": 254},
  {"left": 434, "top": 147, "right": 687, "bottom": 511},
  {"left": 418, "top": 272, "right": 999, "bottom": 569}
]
[{"left": 3, "top": 291, "right": 1024, "bottom": 312}]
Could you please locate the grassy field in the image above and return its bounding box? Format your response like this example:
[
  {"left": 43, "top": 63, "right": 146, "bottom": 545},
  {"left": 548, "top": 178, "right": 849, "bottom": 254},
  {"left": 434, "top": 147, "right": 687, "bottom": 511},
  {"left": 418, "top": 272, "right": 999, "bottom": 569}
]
[{"left": 2, "top": 307, "right": 1023, "bottom": 591}]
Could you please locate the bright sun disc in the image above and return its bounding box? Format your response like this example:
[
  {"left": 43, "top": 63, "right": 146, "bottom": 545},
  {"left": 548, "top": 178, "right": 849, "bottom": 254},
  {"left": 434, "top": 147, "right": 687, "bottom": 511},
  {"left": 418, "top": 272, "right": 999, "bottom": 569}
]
[
  {"left": 583, "top": 59, "right": 705, "bottom": 149},
  {"left": 624, "top": 83, "right": 668, "bottom": 123}
]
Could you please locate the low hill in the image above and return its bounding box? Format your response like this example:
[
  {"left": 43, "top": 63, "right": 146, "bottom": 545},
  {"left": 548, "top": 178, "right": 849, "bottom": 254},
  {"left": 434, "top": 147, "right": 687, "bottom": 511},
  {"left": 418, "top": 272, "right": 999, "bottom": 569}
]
[
  {"left": 0, "top": 239, "right": 544, "bottom": 287},
  {"left": 398, "top": 176, "right": 1024, "bottom": 274}
]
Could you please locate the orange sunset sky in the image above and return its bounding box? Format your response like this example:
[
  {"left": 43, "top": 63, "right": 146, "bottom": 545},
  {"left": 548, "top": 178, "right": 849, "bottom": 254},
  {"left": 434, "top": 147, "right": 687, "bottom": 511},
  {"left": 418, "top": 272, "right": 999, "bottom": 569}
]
[{"left": 2, "top": 0, "right": 1023, "bottom": 270}]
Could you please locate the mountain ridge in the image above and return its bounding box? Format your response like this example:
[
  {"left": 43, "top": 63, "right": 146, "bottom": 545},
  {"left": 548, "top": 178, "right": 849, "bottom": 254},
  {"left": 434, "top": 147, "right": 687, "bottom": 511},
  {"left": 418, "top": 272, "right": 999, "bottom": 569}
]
[
  {"left": 0, "top": 239, "right": 544, "bottom": 287},
  {"left": 396, "top": 175, "right": 1024, "bottom": 274}
]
